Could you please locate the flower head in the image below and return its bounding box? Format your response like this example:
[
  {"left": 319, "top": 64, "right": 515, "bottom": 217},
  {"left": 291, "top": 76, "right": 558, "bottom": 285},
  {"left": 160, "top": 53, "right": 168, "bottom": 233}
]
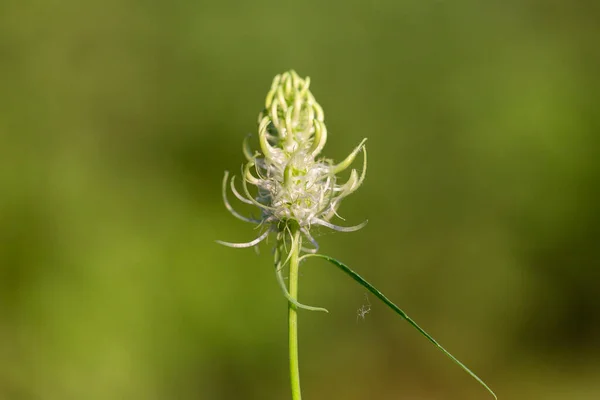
[{"left": 219, "top": 70, "right": 367, "bottom": 252}]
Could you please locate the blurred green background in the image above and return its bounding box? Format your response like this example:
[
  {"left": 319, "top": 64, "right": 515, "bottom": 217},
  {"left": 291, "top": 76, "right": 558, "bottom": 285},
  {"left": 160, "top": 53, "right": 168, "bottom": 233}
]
[{"left": 1, "top": 1, "right": 599, "bottom": 399}]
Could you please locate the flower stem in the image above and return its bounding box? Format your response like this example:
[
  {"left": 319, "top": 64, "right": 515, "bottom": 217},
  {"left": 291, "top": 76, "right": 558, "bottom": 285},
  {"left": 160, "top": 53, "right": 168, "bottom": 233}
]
[{"left": 288, "top": 229, "right": 302, "bottom": 400}]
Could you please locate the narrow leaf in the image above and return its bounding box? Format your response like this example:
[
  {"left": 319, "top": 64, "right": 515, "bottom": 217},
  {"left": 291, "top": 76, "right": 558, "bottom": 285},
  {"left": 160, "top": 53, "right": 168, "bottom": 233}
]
[{"left": 303, "top": 253, "right": 497, "bottom": 399}]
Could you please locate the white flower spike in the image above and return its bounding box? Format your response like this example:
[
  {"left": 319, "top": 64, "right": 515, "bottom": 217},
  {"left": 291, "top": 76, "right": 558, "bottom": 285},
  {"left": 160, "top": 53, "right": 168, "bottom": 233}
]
[{"left": 219, "top": 70, "right": 367, "bottom": 262}]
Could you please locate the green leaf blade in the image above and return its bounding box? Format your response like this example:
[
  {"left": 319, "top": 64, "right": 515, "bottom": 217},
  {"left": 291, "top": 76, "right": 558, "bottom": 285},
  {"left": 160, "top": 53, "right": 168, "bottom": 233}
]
[{"left": 303, "top": 254, "right": 497, "bottom": 400}]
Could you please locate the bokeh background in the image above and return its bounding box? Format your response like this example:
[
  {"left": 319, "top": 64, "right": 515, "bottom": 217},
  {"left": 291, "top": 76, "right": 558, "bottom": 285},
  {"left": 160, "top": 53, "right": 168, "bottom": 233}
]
[{"left": 1, "top": 1, "right": 599, "bottom": 399}]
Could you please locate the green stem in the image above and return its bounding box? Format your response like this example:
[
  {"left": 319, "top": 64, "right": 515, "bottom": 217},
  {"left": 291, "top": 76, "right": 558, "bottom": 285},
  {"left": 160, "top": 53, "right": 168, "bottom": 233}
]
[{"left": 288, "top": 230, "right": 302, "bottom": 400}]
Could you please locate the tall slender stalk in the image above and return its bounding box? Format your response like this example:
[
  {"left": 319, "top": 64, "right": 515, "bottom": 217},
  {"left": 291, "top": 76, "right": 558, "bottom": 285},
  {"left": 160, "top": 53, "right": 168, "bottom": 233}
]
[
  {"left": 218, "top": 71, "right": 496, "bottom": 399},
  {"left": 288, "top": 229, "right": 302, "bottom": 400}
]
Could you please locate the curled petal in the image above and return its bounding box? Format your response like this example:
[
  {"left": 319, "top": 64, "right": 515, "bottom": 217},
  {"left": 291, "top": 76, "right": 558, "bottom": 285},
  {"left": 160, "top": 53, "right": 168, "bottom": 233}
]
[
  {"left": 242, "top": 163, "right": 261, "bottom": 186},
  {"left": 242, "top": 134, "right": 254, "bottom": 161},
  {"left": 332, "top": 138, "right": 367, "bottom": 174},
  {"left": 300, "top": 228, "right": 319, "bottom": 254},
  {"left": 284, "top": 106, "right": 295, "bottom": 148},
  {"left": 276, "top": 86, "right": 287, "bottom": 112},
  {"left": 310, "top": 94, "right": 324, "bottom": 121},
  {"left": 328, "top": 205, "right": 346, "bottom": 222},
  {"left": 299, "top": 76, "right": 310, "bottom": 97},
  {"left": 242, "top": 162, "right": 276, "bottom": 211},
  {"left": 293, "top": 97, "right": 302, "bottom": 124},
  {"left": 258, "top": 117, "right": 279, "bottom": 158},
  {"left": 216, "top": 229, "right": 270, "bottom": 248},
  {"left": 290, "top": 70, "right": 302, "bottom": 87},
  {"left": 283, "top": 72, "right": 293, "bottom": 96},
  {"left": 242, "top": 160, "right": 259, "bottom": 181},
  {"left": 307, "top": 104, "right": 315, "bottom": 128},
  {"left": 313, "top": 218, "right": 368, "bottom": 232},
  {"left": 310, "top": 120, "right": 327, "bottom": 157},
  {"left": 230, "top": 175, "right": 253, "bottom": 205},
  {"left": 335, "top": 169, "right": 359, "bottom": 194},
  {"left": 356, "top": 144, "right": 367, "bottom": 188},
  {"left": 270, "top": 98, "right": 280, "bottom": 128},
  {"left": 265, "top": 75, "right": 280, "bottom": 109},
  {"left": 221, "top": 171, "right": 260, "bottom": 224}
]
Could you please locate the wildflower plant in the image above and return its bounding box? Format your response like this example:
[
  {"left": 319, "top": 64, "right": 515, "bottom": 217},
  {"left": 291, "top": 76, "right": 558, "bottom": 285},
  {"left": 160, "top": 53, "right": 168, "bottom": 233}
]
[{"left": 218, "top": 70, "right": 496, "bottom": 399}]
